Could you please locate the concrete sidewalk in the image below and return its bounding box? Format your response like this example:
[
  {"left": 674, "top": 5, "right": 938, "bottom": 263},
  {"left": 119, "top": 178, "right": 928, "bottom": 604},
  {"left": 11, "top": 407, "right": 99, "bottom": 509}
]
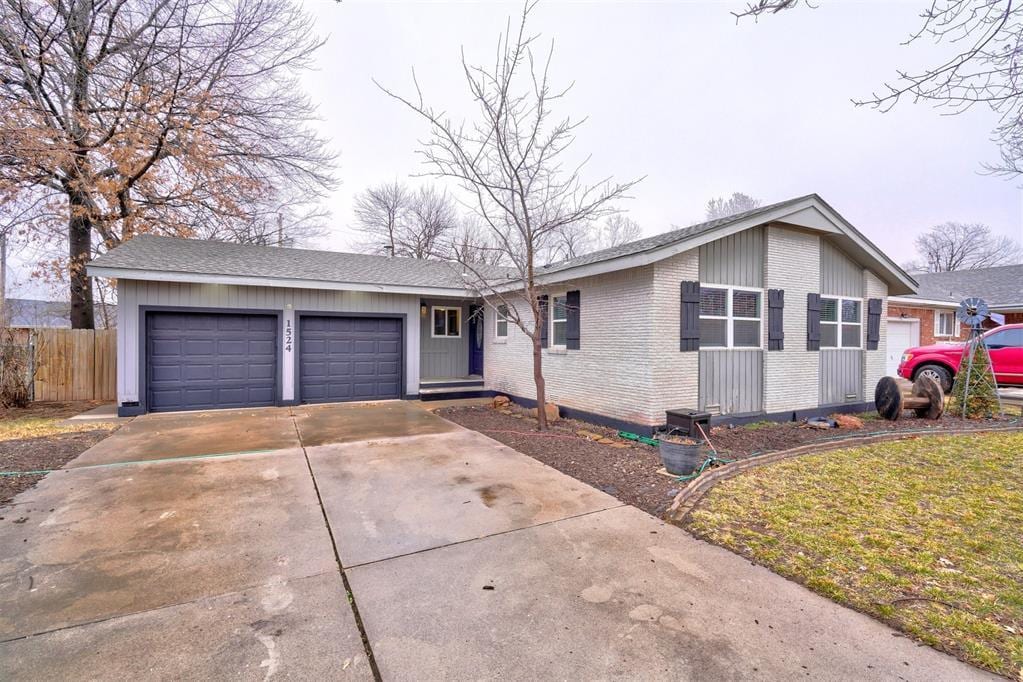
[{"left": 0, "top": 402, "right": 992, "bottom": 680}]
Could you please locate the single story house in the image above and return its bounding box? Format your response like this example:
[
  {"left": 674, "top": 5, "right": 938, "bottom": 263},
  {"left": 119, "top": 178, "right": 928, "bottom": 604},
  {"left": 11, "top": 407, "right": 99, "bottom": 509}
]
[
  {"left": 88, "top": 194, "right": 916, "bottom": 432},
  {"left": 887, "top": 264, "right": 1023, "bottom": 375}
]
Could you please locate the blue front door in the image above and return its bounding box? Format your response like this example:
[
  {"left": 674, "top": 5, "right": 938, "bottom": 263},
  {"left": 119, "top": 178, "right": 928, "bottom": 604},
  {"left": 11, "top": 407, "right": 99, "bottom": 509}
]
[{"left": 468, "top": 305, "right": 484, "bottom": 376}]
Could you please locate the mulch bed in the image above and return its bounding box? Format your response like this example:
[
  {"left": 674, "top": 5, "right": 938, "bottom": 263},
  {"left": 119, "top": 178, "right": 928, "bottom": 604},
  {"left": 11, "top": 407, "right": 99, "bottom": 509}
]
[
  {"left": 0, "top": 400, "right": 108, "bottom": 421},
  {"left": 438, "top": 404, "right": 681, "bottom": 516},
  {"left": 439, "top": 402, "right": 1020, "bottom": 519},
  {"left": 0, "top": 429, "right": 113, "bottom": 508}
]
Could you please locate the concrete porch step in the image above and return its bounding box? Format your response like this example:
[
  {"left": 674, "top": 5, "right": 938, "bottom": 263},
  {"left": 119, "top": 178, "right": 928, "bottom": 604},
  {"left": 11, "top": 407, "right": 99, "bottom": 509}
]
[{"left": 418, "top": 385, "right": 490, "bottom": 401}]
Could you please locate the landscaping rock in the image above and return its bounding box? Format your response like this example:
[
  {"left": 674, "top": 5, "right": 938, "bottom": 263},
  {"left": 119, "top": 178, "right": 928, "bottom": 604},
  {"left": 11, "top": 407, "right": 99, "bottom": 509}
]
[
  {"left": 529, "top": 403, "right": 560, "bottom": 423},
  {"left": 833, "top": 414, "right": 865, "bottom": 429},
  {"left": 492, "top": 395, "right": 511, "bottom": 408}
]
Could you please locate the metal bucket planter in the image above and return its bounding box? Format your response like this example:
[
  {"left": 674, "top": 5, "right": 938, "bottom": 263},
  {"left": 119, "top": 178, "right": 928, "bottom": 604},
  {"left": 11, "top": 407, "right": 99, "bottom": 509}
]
[{"left": 659, "top": 440, "right": 708, "bottom": 476}]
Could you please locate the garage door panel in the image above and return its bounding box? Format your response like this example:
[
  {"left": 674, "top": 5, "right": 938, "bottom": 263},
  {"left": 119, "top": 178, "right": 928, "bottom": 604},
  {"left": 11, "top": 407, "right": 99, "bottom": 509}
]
[
  {"left": 299, "top": 316, "right": 401, "bottom": 403},
  {"left": 146, "top": 312, "right": 277, "bottom": 412}
]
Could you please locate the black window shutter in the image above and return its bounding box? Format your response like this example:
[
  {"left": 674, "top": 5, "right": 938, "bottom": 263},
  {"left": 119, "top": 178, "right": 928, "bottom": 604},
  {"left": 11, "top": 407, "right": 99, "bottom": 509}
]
[
  {"left": 866, "top": 298, "right": 882, "bottom": 350},
  {"left": 680, "top": 281, "right": 700, "bottom": 352},
  {"left": 538, "top": 295, "right": 549, "bottom": 349},
  {"left": 566, "top": 290, "right": 581, "bottom": 350},
  {"left": 768, "top": 289, "right": 785, "bottom": 351},
  {"left": 807, "top": 293, "right": 821, "bottom": 351}
]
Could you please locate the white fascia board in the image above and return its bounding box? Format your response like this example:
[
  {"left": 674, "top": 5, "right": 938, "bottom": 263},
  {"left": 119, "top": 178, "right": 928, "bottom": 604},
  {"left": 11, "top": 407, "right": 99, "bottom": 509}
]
[
  {"left": 991, "top": 303, "right": 1023, "bottom": 311},
  {"left": 888, "top": 296, "right": 960, "bottom": 308},
  {"left": 87, "top": 266, "right": 476, "bottom": 298}
]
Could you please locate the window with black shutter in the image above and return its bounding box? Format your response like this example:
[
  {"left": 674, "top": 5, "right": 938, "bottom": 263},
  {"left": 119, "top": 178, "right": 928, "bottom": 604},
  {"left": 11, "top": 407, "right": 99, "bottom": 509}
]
[{"left": 768, "top": 289, "right": 784, "bottom": 351}]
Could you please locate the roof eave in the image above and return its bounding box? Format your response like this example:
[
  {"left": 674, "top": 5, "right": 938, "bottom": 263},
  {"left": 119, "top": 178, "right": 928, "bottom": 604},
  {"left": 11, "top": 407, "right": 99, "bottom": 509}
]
[{"left": 87, "top": 265, "right": 477, "bottom": 298}]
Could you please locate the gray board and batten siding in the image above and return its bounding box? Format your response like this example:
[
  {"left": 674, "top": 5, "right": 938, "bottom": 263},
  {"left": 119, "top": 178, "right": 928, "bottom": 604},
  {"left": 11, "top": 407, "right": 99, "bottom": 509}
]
[
  {"left": 818, "top": 239, "right": 865, "bottom": 404},
  {"left": 419, "top": 299, "right": 472, "bottom": 380},
  {"left": 697, "top": 226, "right": 765, "bottom": 415}
]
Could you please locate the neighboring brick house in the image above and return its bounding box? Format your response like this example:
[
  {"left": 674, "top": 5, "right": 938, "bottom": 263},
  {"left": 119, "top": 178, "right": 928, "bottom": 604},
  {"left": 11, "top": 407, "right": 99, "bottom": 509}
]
[
  {"left": 887, "top": 264, "right": 1023, "bottom": 376},
  {"left": 89, "top": 194, "right": 916, "bottom": 431}
]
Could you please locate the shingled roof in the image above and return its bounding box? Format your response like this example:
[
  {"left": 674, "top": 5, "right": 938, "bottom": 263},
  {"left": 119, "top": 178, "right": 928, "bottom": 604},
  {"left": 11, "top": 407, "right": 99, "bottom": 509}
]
[
  {"left": 89, "top": 235, "right": 513, "bottom": 292},
  {"left": 902, "top": 264, "right": 1023, "bottom": 307}
]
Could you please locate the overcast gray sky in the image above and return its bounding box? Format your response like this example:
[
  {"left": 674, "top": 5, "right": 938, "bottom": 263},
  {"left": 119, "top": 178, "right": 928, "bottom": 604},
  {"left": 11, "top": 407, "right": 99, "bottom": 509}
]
[{"left": 10, "top": 0, "right": 1023, "bottom": 297}]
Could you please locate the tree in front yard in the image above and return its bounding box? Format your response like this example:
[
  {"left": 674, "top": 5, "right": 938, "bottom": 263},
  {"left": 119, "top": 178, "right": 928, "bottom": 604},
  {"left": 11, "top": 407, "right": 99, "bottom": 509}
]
[
  {"left": 377, "top": 1, "right": 640, "bottom": 429},
  {"left": 949, "top": 337, "right": 1001, "bottom": 418},
  {"left": 0, "top": 0, "right": 335, "bottom": 328}
]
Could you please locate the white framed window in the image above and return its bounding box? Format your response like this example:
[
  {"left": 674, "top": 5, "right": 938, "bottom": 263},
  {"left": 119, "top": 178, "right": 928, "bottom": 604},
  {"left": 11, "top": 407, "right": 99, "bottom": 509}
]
[
  {"left": 431, "top": 306, "right": 462, "bottom": 338},
  {"left": 550, "top": 294, "right": 568, "bottom": 349},
  {"left": 699, "top": 285, "right": 762, "bottom": 349},
  {"left": 935, "top": 310, "right": 958, "bottom": 337},
  {"left": 495, "top": 304, "right": 509, "bottom": 338},
  {"left": 820, "top": 296, "right": 862, "bottom": 348}
]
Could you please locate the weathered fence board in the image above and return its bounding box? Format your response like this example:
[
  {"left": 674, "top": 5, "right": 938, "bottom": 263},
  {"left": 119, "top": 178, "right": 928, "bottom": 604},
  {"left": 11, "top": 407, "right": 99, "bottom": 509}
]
[{"left": 5, "top": 328, "right": 116, "bottom": 402}]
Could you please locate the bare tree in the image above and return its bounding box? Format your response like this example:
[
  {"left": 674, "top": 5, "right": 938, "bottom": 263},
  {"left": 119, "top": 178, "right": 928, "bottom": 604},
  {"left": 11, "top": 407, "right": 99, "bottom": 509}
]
[
  {"left": 0, "top": 0, "right": 336, "bottom": 328},
  {"left": 400, "top": 187, "right": 459, "bottom": 259},
  {"left": 377, "top": 0, "right": 640, "bottom": 429},
  {"left": 733, "top": 1, "right": 1023, "bottom": 178},
  {"left": 705, "top": 192, "right": 762, "bottom": 220},
  {"left": 907, "top": 222, "right": 1023, "bottom": 272},
  {"left": 451, "top": 216, "right": 508, "bottom": 266},
  {"left": 352, "top": 181, "right": 411, "bottom": 255},
  {"left": 598, "top": 215, "right": 642, "bottom": 248}
]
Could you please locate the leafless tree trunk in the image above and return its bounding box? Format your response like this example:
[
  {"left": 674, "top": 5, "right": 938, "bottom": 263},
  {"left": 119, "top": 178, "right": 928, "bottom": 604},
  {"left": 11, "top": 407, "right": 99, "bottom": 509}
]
[
  {"left": 0, "top": 0, "right": 336, "bottom": 328},
  {"left": 378, "top": 0, "right": 640, "bottom": 429}
]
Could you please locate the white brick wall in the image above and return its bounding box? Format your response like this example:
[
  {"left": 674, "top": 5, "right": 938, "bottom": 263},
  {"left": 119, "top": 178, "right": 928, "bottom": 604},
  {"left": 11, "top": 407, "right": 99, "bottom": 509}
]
[
  {"left": 763, "top": 225, "right": 821, "bottom": 412},
  {"left": 483, "top": 265, "right": 661, "bottom": 426},
  {"left": 863, "top": 269, "right": 888, "bottom": 402},
  {"left": 649, "top": 249, "right": 699, "bottom": 418}
]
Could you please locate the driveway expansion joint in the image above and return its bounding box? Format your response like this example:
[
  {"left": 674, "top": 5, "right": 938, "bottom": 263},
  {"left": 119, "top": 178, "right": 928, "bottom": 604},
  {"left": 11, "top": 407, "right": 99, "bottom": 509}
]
[{"left": 292, "top": 415, "right": 383, "bottom": 682}]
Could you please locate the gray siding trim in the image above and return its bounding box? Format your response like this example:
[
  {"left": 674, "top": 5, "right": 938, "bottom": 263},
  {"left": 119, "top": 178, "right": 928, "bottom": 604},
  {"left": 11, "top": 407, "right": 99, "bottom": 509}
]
[
  {"left": 419, "top": 298, "right": 471, "bottom": 379},
  {"left": 699, "top": 225, "right": 764, "bottom": 287},
  {"left": 698, "top": 350, "right": 763, "bottom": 415},
  {"left": 819, "top": 349, "right": 864, "bottom": 404},
  {"left": 820, "top": 239, "right": 864, "bottom": 297}
]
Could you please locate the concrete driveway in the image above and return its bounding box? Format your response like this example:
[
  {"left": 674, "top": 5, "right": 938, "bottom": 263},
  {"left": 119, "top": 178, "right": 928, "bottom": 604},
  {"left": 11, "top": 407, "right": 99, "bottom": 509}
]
[{"left": 0, "top": 402, "right": 989, "bottom": 680}]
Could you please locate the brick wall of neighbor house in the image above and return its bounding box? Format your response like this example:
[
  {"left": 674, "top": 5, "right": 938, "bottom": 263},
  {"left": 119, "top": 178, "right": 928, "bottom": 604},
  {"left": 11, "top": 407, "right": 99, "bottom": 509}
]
[
  {"left": 483, "top": 265, "right": 660, "bottom": 426},
  {"left": 887, "top": 304, "right": 966, "bottom": 345},
  {"left": 762, "top": 225, "right": 820, "bottom": 412},
  {"left": 649, "top": 249, "right": 699, "bottom": 418},
  {"left": 1003, "top": 312, "right": 1023, "bottom": 324},
  {"left": 863, "top": 270, "right": 888, "bottom": 399}
]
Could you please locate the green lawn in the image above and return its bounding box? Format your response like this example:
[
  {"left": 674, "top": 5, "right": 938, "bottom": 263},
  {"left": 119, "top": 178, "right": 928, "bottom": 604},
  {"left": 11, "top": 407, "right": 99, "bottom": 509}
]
[{"left": 685, "top": 432, "right": 1023, "bottom": 678}]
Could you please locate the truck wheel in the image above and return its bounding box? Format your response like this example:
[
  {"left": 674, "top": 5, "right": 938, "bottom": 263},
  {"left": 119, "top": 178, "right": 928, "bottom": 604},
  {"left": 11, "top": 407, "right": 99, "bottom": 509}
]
[{"left": 916, "top": 364, "right": 952, "bottom": 393}]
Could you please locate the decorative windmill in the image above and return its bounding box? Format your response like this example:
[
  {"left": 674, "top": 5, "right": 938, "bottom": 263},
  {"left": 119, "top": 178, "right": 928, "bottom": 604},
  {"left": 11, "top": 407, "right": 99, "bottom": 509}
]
[{"left": 951, "top": 297, "right": 1003, "bottom": 418}]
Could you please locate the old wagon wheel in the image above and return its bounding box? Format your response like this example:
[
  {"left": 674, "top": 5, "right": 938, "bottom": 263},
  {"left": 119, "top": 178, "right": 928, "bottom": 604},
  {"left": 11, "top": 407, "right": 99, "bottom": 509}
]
[{"left": 874, "top": 376, "right": 903, "bottom": 421}]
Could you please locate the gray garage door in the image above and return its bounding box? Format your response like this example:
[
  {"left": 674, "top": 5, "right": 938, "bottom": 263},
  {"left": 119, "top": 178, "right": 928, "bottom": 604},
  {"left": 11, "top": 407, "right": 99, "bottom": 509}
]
[
  {"left": 299, "top": 316, "right": 402, "bottom": 403},
  {"left": 146, "top": 312, "right": 278, "bottom": 412}
]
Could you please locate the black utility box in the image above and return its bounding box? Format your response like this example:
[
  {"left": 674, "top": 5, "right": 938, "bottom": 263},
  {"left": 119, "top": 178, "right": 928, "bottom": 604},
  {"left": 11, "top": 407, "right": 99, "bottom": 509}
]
[{"left": 665, "top": 408, "right": 712, "bottom": 437}]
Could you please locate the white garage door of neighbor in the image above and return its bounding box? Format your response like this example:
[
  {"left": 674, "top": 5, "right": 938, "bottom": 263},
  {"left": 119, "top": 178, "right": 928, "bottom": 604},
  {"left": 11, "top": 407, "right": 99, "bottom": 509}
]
[{"left": 887, "top": 319, "right": 919, "bottom": 376}]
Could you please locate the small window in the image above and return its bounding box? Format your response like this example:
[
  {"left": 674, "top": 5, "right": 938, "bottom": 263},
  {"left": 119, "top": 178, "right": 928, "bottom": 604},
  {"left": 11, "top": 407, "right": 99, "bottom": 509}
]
[
  {"left": 551, "top": 295, "right": 568, "bottom": 348},
  {"left": 431, "top": 306, "right": 461, "bottom": 338},
  {"left": 495, "top": 304, "right": 509, "bottom": 338},
  {"left": 820, "top": 296, "right": 861, "bottom": 349},
  {"left": 699, "top": 285, "right": 762, "bottom": 349},
  {"left": 935, "top": 311, "right": 957, "bottom": 337}
]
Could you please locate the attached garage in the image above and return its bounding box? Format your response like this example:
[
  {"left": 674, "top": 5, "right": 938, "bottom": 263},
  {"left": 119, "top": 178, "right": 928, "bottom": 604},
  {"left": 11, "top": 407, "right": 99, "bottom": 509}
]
[
  {"left": 146, "top": 311, "right": 278, "bottom": 412},
  {"left": 299, "top": 316, "right": 402, "bottom": 403}
]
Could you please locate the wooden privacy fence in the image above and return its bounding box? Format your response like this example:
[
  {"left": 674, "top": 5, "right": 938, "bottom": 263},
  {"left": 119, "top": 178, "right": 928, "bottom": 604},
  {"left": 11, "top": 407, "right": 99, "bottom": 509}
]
[{"left": 10, "top": 328, "right": 117, "bottom": 402}]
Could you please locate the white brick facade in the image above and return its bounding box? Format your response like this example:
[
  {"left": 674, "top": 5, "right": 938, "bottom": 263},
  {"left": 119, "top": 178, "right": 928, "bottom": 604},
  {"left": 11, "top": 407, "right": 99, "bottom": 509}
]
[
  {"left": 483, "top": 224, "right": 894, "bottom": 429},
  {"left": 763, "top": 225, "right": 820, "bottom": 412},
  {"left": 863, "top": 269, "right": 888, "bottom": 400}
]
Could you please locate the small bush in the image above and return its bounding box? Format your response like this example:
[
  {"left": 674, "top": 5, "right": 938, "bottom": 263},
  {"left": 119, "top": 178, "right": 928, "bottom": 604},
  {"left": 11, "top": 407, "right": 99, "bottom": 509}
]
[
  {"left": 0, "top": 328, "right": 32, "bottom": 408},
  {"left": 949, "top": 337, "right": 1000, "bottom": 418}
]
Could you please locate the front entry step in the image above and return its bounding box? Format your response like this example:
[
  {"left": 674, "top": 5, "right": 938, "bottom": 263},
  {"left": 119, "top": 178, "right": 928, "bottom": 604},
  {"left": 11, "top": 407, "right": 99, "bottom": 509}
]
[{"left": 418, "top": 379, "right": 488, "bottom": 401}]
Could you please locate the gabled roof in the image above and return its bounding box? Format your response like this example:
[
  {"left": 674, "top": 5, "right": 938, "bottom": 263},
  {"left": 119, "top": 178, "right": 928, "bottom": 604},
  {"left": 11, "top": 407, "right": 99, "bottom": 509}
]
[
  {"left": 536, "top": 194, "right": 918, "bottom": 295},
  {"left": 894, "top": 264, "right": 1023, "bottom": 309},
  {"left": 88, "top": 235, "right": 512, "bottom": 296}
]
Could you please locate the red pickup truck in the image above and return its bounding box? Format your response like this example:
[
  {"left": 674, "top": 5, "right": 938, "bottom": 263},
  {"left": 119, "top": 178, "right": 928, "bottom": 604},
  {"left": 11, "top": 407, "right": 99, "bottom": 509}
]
[{"left": 897, "top": 323, "right": 1023, "bottom": 392}]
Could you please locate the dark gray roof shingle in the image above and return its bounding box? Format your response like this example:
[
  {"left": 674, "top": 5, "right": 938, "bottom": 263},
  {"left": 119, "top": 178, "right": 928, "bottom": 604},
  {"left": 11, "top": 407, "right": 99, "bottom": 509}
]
[
  {"left": 537, "top": 195, "right": 815, "bottom": 275},
  {"left": 89, "top": 235, "right": 511, "bottom": 290},
  {"left": 904, "top": 265, "right": 1023, "bottom": 306}
]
